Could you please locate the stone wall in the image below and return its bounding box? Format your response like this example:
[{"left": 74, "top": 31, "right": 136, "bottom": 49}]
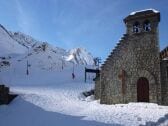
[
  {"left": 0, "top": 85, "right": 10, "bottom": 104},
  {"left": 0, "top": 85, "right": 17, "bottom": 105},
  {"left": 95, "top": 77, "right": 101, "bottom": 100},
  {"left": 160, "top": 60, "right": 168, "bottom": 105}
]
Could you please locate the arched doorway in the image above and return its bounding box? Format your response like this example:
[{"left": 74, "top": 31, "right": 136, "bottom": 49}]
[{"left": 137, "top": 77, "right": 149, "bottom": 102}]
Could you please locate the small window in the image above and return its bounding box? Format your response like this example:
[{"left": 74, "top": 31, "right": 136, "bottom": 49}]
[
  {"left": 133, "top": 21, "right": 140, "bottom": 33},
  {"left": 144, "top": 20, "right": 151, "bottom": 32}
]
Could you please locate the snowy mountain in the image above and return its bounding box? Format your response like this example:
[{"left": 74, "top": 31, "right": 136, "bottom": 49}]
[
  {"left": 9, "top": 31, "right": 68, "bottom": 56},
  {"left": 0, "top": 24, "right": 95, "bottom": 71},
  {"left": 9, "top": 31, "right": 39, "bottom": 48},
  {"left": 0, "top": 24, "right": 26, "bottom": 57},
  {"left": 9, "top": 31, "right": 95, "bottom": 66},
  {"left": 68, "top": 48, "right": 94, "bottom": 65}
]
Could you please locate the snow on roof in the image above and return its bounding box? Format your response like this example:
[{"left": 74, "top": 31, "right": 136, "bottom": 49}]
[
  {"left": 130, "top": 9, "right": 159, "bottom": 16},
  {"left": 163, "top": 57, "right": 168, "bottom": 60}
]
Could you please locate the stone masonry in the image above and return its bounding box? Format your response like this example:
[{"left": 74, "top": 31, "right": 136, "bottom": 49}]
[
  {"left": 160, "top": 57, "right": 168, "bottom": 105},
  {"left": 95, "top": 9, "right": 168, "bottom": 105}
]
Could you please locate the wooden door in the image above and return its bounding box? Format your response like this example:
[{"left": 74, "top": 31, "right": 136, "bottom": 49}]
[{"left": 137, "top": 77, "right": 149, "bottom": 102}]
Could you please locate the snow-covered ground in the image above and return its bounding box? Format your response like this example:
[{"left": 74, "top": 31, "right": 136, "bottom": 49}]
[{"left": 0, "top": 65, "right": 168, "bottom": 126}]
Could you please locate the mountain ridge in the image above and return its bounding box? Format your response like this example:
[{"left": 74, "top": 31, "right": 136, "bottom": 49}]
[{"left": 0, "top": 24, "right": 95, "bottom": 71}]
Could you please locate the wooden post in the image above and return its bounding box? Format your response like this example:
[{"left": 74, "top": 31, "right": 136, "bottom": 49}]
[
  {"left": 72, "top": 62, "right": 74, "bottom": 73},
  {"left": 85, "top": 67, "right": 86, "bottom": 83},
  {"left": 26, "top": 60, "right": 29, "bottom": 75}
]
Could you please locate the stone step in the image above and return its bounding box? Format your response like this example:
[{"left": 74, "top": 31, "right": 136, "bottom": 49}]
[
  {"left": 101, "top": 60, "right": 112, "bottom": 68},
  {"left": 117, "top": 42, "right": 122, "bottom": 46},
  {"left": 101, "top": 33, "right": 129, "bottom": 71},
  {"left": 104, "top": 60, "right": 109, "bottom": 65},
  {"left": 123, "top": 34, "right": 128, "bottom": 38},
  {"left": 104, "top": 58, "right": 112, "bottom": 64},
  {"left": 106, "top": 56, "right": 112, "bottom": 61},
  {"left": 113, "top": 48, "right": 120, "bottom": 55},
  {"left": 110, "top": 51, "right": 115, "bottom": 55},
  {"left": 100, "top": 65, "right": 105, "bottom": 69}
]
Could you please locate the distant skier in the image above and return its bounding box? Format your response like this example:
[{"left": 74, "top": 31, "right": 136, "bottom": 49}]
[{"left": 72, "top": 73, "right": 75, "bottom": 79}]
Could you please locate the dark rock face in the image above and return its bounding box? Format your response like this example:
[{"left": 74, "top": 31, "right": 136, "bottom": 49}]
[{"left": 95, "top": 9, "right": 168, "bottom": 105}]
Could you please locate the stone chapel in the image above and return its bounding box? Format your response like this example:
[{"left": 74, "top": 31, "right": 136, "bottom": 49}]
[{"left": 95, "top": 9, "right": 168, "bottom": 105}]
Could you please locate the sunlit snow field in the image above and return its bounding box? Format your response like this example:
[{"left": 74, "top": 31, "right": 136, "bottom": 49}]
[{"left": 0, "top": 65, "right": 168, "bottom": 126}]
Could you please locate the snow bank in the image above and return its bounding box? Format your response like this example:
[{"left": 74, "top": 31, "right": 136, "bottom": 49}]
[{"left": 6, "top": 83, "right": 168, "bottom": 126}]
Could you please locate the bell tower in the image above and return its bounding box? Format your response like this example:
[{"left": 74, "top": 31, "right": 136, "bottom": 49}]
[
  {"left": 123, "top": 9, "right": 160, "bottom": 35},
  {"left": 123, "top": 9, "right": 162, "bottom": 104}
]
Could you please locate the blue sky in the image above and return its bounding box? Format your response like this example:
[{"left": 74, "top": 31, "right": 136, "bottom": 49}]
[{"left": 0, "top": 0, "right": 168, "bottom": 60}]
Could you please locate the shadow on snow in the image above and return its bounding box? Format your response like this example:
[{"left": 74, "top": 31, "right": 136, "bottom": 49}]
[{"left": 0, "top": 96, "right": 122, "bottom": 126}]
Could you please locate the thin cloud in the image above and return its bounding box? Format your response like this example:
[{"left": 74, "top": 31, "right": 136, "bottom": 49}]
[
  {"left": 15, "top": 0, "right": 33, "bottom": 34},
  {"left": 51, "top": 0, "right": 125, "bottom": 49}
]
